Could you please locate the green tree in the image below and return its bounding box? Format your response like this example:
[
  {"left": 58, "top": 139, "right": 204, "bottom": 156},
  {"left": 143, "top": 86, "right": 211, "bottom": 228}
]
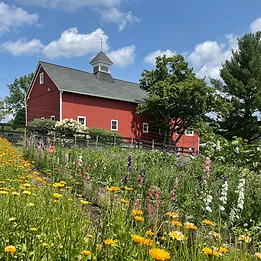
[
  {"left": 137, "top": 55, "right": 213, "bottom": 144},
  {"left": 211, "top": 32, "right": 261, "bottom": 142},
  {"left": 5, "top": 73, "right": 34, "bottom": 126}
]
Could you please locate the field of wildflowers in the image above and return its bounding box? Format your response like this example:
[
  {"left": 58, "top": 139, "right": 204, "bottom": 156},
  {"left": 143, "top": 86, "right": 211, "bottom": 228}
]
[{"left": 1, "top": 136, "right": 261, "bottom": 260}]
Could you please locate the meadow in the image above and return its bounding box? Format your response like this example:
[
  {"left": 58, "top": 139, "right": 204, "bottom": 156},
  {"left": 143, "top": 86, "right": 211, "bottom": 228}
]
[{"left": 1, "top": 136, "right": 261, "bottom": 260}]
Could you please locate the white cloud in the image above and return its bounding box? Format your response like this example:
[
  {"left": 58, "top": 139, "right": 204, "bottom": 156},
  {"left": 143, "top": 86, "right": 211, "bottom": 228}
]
[
  {"left": 1, "top": 39, "right": 44, "bottom": 55},
  {"left": 250, "top": 17, "right": 261, "bottom": 33},
  {"left": 100, "top": 7, "right": 140, "bottom": 32},
  {"left": 17, "top": 0, "right": 120, "bottom": 9},
  {"left": 43, "top": 27, "right": 109, "bottom": 58},
  {"left": 107, "top": 45, "right": 135, "bottom": 67},
  {"left": 187, "top": 34, "right": 238, "bottom": 79},
  {"left": 144, "top": 49, "right": 176, "bottom": 65},
  {"left": 0, "top": 2, "right": 38, "bottom": 35}
]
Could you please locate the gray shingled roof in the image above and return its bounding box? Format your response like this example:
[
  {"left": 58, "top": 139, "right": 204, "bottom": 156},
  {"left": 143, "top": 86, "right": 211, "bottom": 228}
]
[
  {"left": 89, "top": 51, "right": 113, "bottom": 65},
  {"left": 40, "top": 62, "right": 147, "bottom": 104}
]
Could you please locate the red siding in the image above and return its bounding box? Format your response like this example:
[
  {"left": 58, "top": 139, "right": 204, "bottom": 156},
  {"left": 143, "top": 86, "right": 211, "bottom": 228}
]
[
  {"left": 27, "top": 67, "right": 60, "bottom": 122},
  {"left": 62, "top": 92, "right": 137, "bottom": 138}
]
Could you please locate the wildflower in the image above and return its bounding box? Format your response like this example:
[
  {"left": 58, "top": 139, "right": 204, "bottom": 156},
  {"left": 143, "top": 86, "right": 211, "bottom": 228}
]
[
  {"left": 97, "top": 244, "right": 103, "bottom": 250},
  {"left": 134, "top": 216, "right": 144, "bottom": 222},
  {"left": 167, "top": 212, "right": 179, "bottom": 218},
  {"left": 8, "top": 217, "right": 16, "bottom": 222},
  {"left": 169, "top": 231, "right": 187, "bottom": 241},
  {"left": 219, "top": 247, "right": 229, "bottom": 253},
  {"left": 160, "top": 236, "right": 167, "bottom": 241},
  {"left": 53, "top": 193, "right": 63, "bottom": 199},
  {"left": 4, "top": 245, "right": 16, "bottom": 254},
  {"left": 27, "top": 203, "right": 35, "bottom": 207},
  {"left": 220, "top": 177, "right": 228, "bottom": 211},
  {"left": 48, "top": 145, "right": 55, "bottom": 153},
  {"left": 255, "top": 253, "right": 261, "bottom": 260},
  {"left": 11, "top": 192, "right": 20, "bottom": 196},
  {"left": 104, "top": 239, "right": 117, "bottom": 245},
  {"left": 23, "top": 191, "right": 31, "bottom": 195},
  {"left": 203, "top": 219, "right": 215, "bottom": 226},
  {"left": 132, "top": 209, "right": 143, "bottom": 215},
  {"left": 124, "top": 186, "right": 133, "bottom": 191},
  {"left": 31, "top": 228, "right": 38, "bottom": 231},
  {"left": 120, "top": 198, "right": 129, "bottom": 204},
  {"left": 0, "top": 191, "right": 8, "bottom": 195},
  {"left": 185, "top": 222, "right": 197, "bottom": 230},
  {"left": 131, "top": 234, "right": 153, "bottom": 245},
  {"left": 107, "top": 186, "right": 120, "bottom": 192},
  {"left": 80, "top": 199, "right": 91, "bottom": 205},
  {"left": 53, "top": 183, "right": 65, "bottom": 188},
  {"left": 146, "top": 230, "right": 155, "bottom": 236},
  {"left": 202, "top": 247, "right": 220, "bottom": 257},
  {"left": 239, "top": 235, "right": 251, "bottom": 243},
  {"left": 204, "top": 194, "right": 213, "bottom": 213},
  {"left": 68, "top": 197, "right": 73, "bottom": 201},
  {"left": 171, "top": 220, "right": 182, "bottom": 227},
  {"left": 58, "top": 245, "right": 63, "bottom": 249},
  {"left": 87, "top": 234, "right": 93, "bottom": 238},
  {"left": 42, "top": 243, "right": 48, "bottom": 247},
  {"left": 149, "top": 248, "right": 171, "bottom": 260},
  {"left": 82, "top": 250, "right": 91, "bottom": 256}
]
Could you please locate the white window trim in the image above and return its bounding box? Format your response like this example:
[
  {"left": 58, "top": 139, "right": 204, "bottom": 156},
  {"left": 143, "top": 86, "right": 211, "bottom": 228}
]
[
  {"left": 77, "top": 116, "right": 86, "bottom": 127},
  {"left": 142, "top": 123, "right": 149, "bottom": 133},
  {"left": 185, "top": 129, "right": 194, "bottom": 136},
  {"left": 40, "top": 72, "right": 44, "bottom": 85},
  {"left": 50, "top": 115, "right": 55, "bottom": 121},
  {"left": 111, "top": 120, "right": 118, "bottom": 131}
]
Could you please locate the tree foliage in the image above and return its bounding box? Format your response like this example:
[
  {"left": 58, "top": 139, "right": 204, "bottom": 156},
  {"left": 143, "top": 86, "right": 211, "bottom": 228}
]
[
  {"left": 137, "top": 54, "right": 213, "bottom": 144},
  {"left": 211, "top": 32, "right": 261, "bottom": 142},
  {"left": 5, "top": 73, "right": 34, "bottom": 126}
]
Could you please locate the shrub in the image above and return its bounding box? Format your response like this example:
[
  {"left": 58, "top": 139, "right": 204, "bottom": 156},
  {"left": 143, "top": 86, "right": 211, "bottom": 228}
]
[
  {"left": 55, "top": 118, "right": 88, "bottom": 134},
  {"left": 89, "top": 128, "right": 123, "bottom": 144},
  {"left": 28, "top": 118, "right": 56, "bottom": 130}
]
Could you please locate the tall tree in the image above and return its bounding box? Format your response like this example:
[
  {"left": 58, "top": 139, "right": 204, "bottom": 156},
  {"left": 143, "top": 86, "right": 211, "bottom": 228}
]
[
  {"left": 5, "top": 73, "right": 34, "bottom": 126},
  {"left": 211, "top": 32, "right": 261, "bottom": 142},
  {"left": 137, "top": 55, "right": 213, "bottom": 144}
]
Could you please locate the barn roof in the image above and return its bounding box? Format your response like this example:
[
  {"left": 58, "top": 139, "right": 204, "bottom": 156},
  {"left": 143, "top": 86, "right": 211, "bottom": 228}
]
[
  {"left": 39, "top": 61, "right": 147, "bottom": 104},
  {"left": 89, "top": 51, "right": 113, "bottom": 65}
]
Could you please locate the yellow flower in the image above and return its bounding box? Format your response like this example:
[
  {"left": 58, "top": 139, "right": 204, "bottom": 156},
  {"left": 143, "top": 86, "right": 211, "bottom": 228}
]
[
  {"left": 171, "top": 220, "right": 183, "bottom": 227},
  {"left": 203, "top": 219, "right": 215, "bottom": 226},
  {"left": 131, "top": 234, "right": 153, "bottom": 245},
  {"left": 219, "top": 247, "right": 229, "bottom": 253},
  {"left": 202, "top": 247, "right": 221, "bottom": 257},
  {"left": 255, "top": 253, "right": 261, "bottom": 260},
  {"left": 42, "top": 243, "right": 48, "bottom": 247},
  {"left": 27, "top": 203, "right": 35, "bottom": 207},
  {"left": 146, "top": 230, "right": 155, "bottom": 236},
  {"left": 134, "top": 216, "right": 144, "bottom": 222},
  {"left": 120, "top": 198, "right": 129, "bottom": 204},
  {"left": 82, "top": 250, "right": 91, "bottom": 256},
  {"left": 68, "top": 197, "right": 73, "bottom": 201},
  {"left": 185, "top": 222, "right": 197, "bottom": 230},
  {"left": 149, "top": 248, "right": 171, "bottom": 260},
  {"left": 124, "top": 186, "right": 133, "bottom": 191},
  {"left": 104, "top": 239, "right": 117, "bottom": 245},
  {"left": 167, "top": 212, "right": 179, "bottom": 218},
  {"left": 22, "top": 191, "right": 31, "bottom": 195},
  {"left": 8, "top": 217, "right": 16, "bottom": 222},
  {"left": 169, "top": 231, "right": 187, "bottom": 241},
  {"left": 31, "top": 228, "right": 38, "bottom": 231},
  {"left": 53, "top": 193, "right": 63, "bottom": 199},
  {"left": 53, "top": 183, "right": 65, "bottom": 188},
  {"left": 160, "top": 236, "right": 167, "bottom": 241},
  {"left": 4, "top": 245, "right": 16, "bottom": 254},
  {"left": 0, "top": 191, "right": 8, "bottom": 195},
  {"left": 107, "top": 186, "right": 120, "bottom": 192},
  {"left": 11, "top": 192, "right": 20, "bottom": 196},
  {"left": 80, "top": 199, "right": 91, "bottom": 205},
  {"left": 239, "top": 235, "right": 251, "bottom": 243},
  {"left": 132, "top": 209, "right": 143, "bottom": 215},
  {"left": 58, "top": 245, "right": 63, "bottom": 249},
  {"left": 97, "top": 244, "right": 103, "bottom": 250}
]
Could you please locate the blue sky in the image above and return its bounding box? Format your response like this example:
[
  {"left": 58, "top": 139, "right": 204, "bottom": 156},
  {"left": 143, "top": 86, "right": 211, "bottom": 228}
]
[{"left": 1, "top": 0, "right": 261, "bottom": 99}]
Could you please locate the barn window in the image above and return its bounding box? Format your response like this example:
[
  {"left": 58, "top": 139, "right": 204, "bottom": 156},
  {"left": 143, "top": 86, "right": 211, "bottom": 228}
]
[
  {"left": 40, "top": 72, "right": 44, "bottom": 84},
  {"left": 111, "top": 120, "right": 118, "bottom": 131},
  {"left": 142, "top": 123, "right": 149, "bottom": 133},
  {"left": 77, "top": 116, "right": 86, "bottom": 127},
  {"left": 185, "top": 129, "right": 194, "bottom": 136},
  {"left": 50, "top": 115, "right": 55, "bottom": 121}
]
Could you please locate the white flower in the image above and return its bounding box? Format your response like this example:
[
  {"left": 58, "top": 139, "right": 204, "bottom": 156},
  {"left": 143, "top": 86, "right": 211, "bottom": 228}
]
[
  {"left": 220, "top": 206, "right": 225, "bottom": 211},
  {"left": 206, "top": 206, "right": 212, "bottom": 212}
]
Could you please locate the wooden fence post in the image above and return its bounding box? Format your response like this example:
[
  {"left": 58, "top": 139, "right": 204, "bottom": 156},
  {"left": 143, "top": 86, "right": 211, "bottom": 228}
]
[
  {"left": 152, "top": 139, "right": 154, "bottom": 150},
  {"left": 74, "top": 135, "right": 77, "bottom": 147}
]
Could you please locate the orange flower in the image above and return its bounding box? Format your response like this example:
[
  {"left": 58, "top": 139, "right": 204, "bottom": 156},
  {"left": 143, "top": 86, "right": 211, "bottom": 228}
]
[
  {"left": 104, "top": 239, "right": 117, "bottom": 245},
  {"left": 171, "top": 220, "right": 182, "bottom": 227},
  {"left": 134, "top": 216, "right": 144, "bottom": 222},
  {"left": 107, "top": 186, "right": 120, "bottom": 192},
  {"left": 149, "top": 248, "right": 170, "bottom": 260},
  {"left": 185, "top": 222, "right": 197, "bottom": 230},
  {"left": 202, "top": 219, "right": 215, "bottom": 226},
  {"left": 82, "top": 250, "right": 91, "bottom": 256},
  {"left": 167, "top": 212, "right": 179, "bottom": 218}
]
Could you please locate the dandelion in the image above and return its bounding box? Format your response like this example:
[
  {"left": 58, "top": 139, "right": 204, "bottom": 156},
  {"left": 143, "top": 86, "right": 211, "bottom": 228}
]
[
  {"left": 185, "top": 222, "right": 197, "bottom": 230},
  {"left": 104, "top": 239, "right": 117, "bottom": 245},
  {"left": 107, "top": 186, "right": 120, "bottom": 192},
  {"left": 134, "top": 216, "right": 144, "bottom": 222},
  {"left": 202, "top": 247, "right": 220, "bottom": 257},
  {"left": 169, "top": 231, "right": 187, "bottom": 241},
  {"left": 53, "top": 193, "right": 63, "bottom": 199},
  {"left": 4, "top": 245, "right": 16, "bottom": 254},
  {"left": 82, "top": 250, "right": 91, "bottom": 256},
  {"left": 149, "top": 248, "right": 171, "bottom": 260},
  {"left": 203, "top": 219, "right": 215, "bottom": 226}
]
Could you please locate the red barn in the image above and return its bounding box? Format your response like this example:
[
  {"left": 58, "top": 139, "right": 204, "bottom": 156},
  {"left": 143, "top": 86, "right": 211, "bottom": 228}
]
[{"left": 26, "top": 51, "right": 199, "bottom": 153}]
